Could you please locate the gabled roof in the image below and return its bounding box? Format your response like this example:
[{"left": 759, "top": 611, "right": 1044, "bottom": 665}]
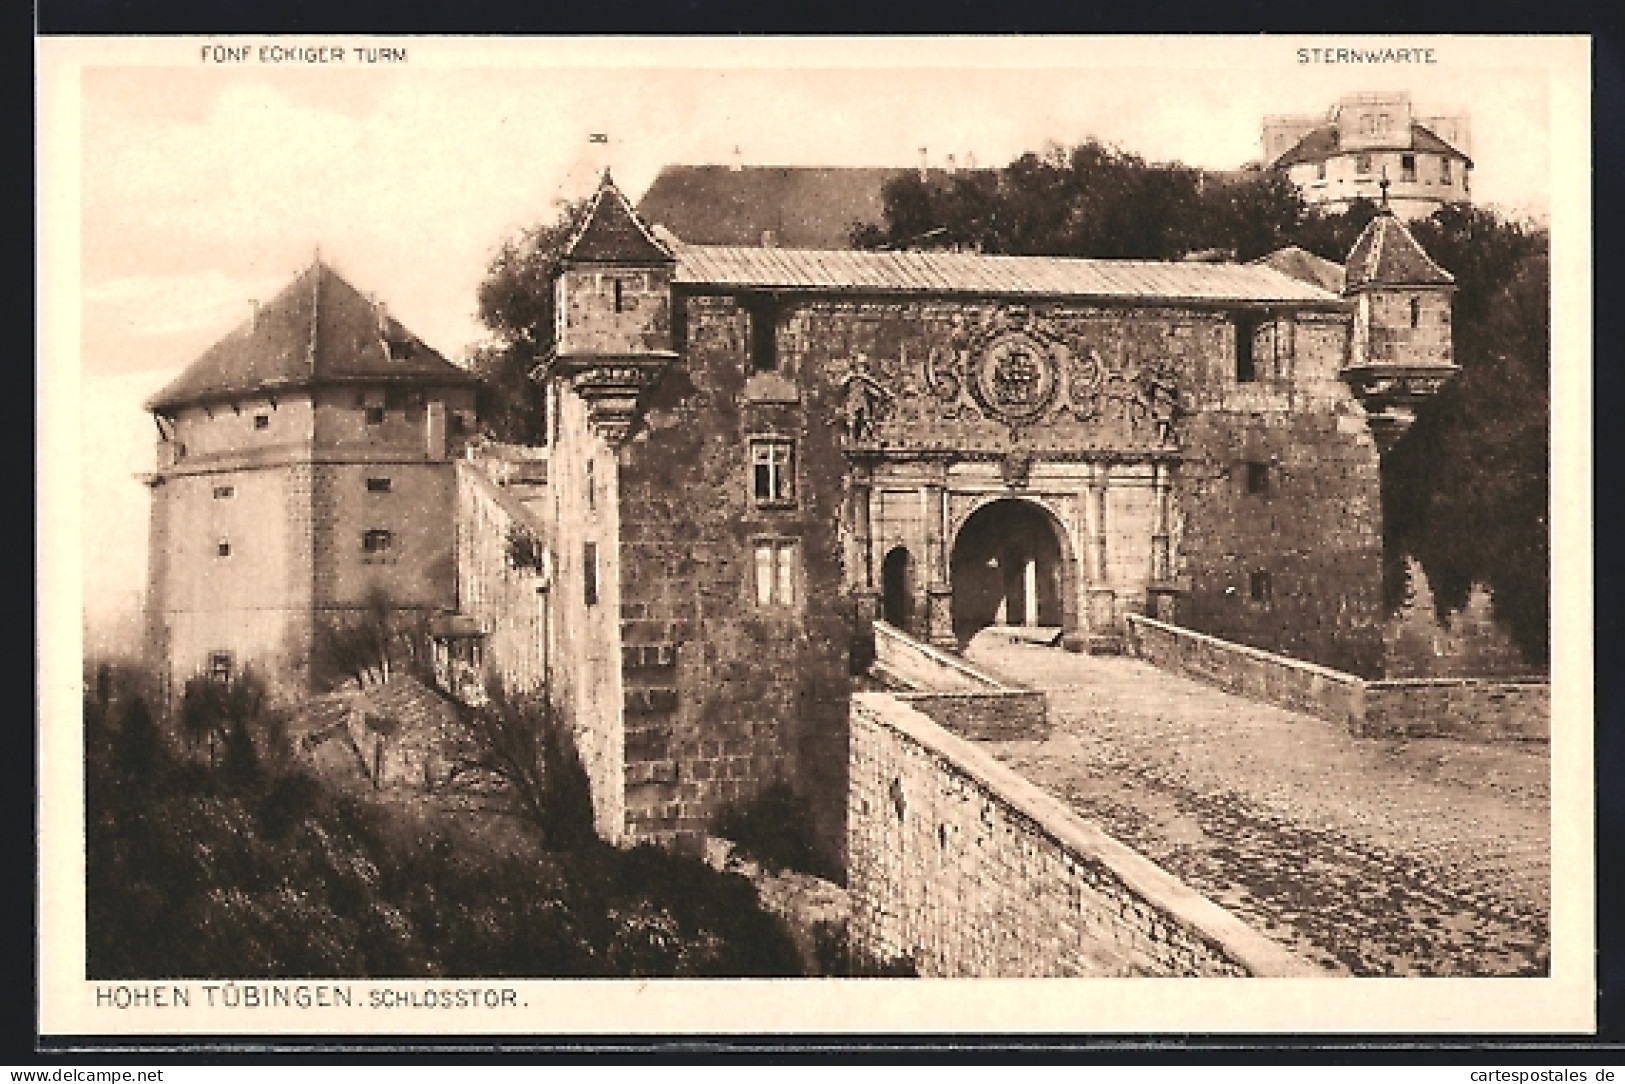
[
  {"left": 1343, "top": 210, "right": 1455, "bottom": 291},
  {"left": 1270, "top": 122, "right": 1472, "bottom": 170},
  {"left": 561, "top": 172, "right": 674, "bottom": 265},
  {"left": 1250, "top": 246, "right": 1346, "bottom": 294},
  {"left": 146, "top": 262, "right": 474, "bottom": 413},
  {"left": 670, "top": 239, "right": 1342, "bottom": 305}
]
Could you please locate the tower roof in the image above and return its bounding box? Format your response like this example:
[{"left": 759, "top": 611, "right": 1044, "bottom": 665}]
[
  {"left": 1343, "top": 210, "right": 1455, "bottom": 292},
  {"left": 146, "top": 261, "right": 474, "bottom": 413},
  {"left": 560, "top": 172, "right": 674, "bottom": 265},
  {"left": 1270, "top": 121, "right": 1472, "bottom": 170}
]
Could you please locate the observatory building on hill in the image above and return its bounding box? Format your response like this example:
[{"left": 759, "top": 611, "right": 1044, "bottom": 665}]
[{"left": 1264, "top": 91, "right": 1473, "bottom": 221}]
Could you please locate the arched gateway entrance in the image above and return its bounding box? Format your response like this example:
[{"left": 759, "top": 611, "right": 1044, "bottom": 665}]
[{"left": 949, "top": 498, "right": 1074, "bottom": 644}]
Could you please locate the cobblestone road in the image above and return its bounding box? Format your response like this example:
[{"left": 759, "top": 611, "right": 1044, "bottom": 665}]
[{"left": 964, "top": 634, "right": 1551, "bottom": 976}]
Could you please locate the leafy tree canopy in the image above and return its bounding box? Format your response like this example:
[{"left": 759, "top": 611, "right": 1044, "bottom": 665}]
[{"left": 471, "top": 198, "right": 588, "bottom": 444}]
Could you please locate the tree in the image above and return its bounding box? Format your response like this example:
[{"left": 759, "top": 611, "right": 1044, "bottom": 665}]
[
  {"left": 313, "top": 585, "right": 427, "bottom": 689},
  {"left": 1382, "top": 227, "right": 1549, "bottom": 664},
  {"left": 442, "top": 685, "right": 597, "bottom": 850},
  {"left": 179, "top": 668, "right": 270, "bottom": 772},
  {"left": 472, "top": 199, "right": 589, "bottom": 444},
  {"left": 853, "top": 139, "right": 1311, "bottom": 262}
]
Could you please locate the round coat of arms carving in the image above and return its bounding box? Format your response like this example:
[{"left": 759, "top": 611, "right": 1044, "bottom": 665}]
[{"left": 972, "top": 333, "right": 1059, "bottom": 423}]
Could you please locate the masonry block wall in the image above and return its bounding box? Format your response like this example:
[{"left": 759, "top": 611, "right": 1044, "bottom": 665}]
[
  {"left": 608, "top": 293, "right": 852, "bottom": 858},
  {"left": 145, "top": 396, "right": 319, "bottom": 705},
  {"left": 847, "top": 693, "right": 1311, "bottom": 977},
  {"left": 1172, "top": 311, "right": 1386, "bottom": 677},
  {"left": 146, "top": 382, "right": 473, "bottom": 706},
  {"left": 548, "top": 389, "right": 628, "bottom": 843},
  {"left": 453, "top": 461, "right": 549, "bottom": 697}
]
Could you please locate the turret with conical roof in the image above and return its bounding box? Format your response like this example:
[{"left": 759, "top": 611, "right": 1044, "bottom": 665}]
[
  {"left": 544, "top": 171, "right": 679, "bottom": 446},
  {"left": 1340, "top": 208, "right": 1458, "bottom": 450}
]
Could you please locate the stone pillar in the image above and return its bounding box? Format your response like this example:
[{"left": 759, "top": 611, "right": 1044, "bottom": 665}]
[
  {"left": 1084, "top": 461, "right": 1119, "bottom": 649},
  {"left": 1148, "top": 458, "right": 1181, "bottom": 624},
  {"left": 1150, "top": 460, "right": 1171, "bottom": 583},
  {"left": 850, "top": 478, "right": 879, "bottom": 624},
  {"left": 922, "top": 479, "right": 956, "bottom": 648}
]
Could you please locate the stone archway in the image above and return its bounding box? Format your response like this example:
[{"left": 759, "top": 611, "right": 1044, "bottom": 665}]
[
  {"left": 949, "top": 498, "right": 1075, "bottom": 644},
  {"left": 880, "top": 546, "right": 914, "bottom": 632}
]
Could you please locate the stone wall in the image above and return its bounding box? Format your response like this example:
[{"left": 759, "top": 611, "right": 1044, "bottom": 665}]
[
  {"left": 893, "top": 690, "right": 1049, "bottom": 742},
  {"left": 608, "top": 293, "right": 853, "bottom": 857},
  {"left": 871, "top": 619, "right": 1049, "bottom": 740},
  {"left": 1362, "top": 679, "right": 1550, "bottom": 742},
  {"left": 1126, "top": 613, "right": 1549, "bottom": 742},
  {"left": 872, "top": 619, "right": 999, "bottom": 691},
  {"left": 1125, "top": 613, "right": 1365, "bottom": 727},
  {"left": 453, "top": 459, "right": 550, "bottom": 698},
  {"left": 847, "top": 693, "right": 1315, "bottom": 977}
]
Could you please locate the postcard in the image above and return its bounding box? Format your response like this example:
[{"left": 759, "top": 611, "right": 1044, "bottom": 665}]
[{"left": 37, "top": 34, "right": 1594, "bottom": 1039}]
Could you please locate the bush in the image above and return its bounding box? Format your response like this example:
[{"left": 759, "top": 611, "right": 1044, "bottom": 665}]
[
  {"left": 713, "top": 780, "right": 840, "bottom": 882},
  {"left": 84, "top": 680, "right": 802, "bottom": 978}
]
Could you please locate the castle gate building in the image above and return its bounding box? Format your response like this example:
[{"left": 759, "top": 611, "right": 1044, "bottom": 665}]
[{"left": 531, "top": 176, "right": 1456, "bottom": 859}]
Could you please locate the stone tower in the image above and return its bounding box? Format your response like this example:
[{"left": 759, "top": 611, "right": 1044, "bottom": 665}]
[
  {"left": 1340, "top": 206, "right": 1458, "bottom": 450},
  {"left": 535, "top": 172, "right": 681, "bottom": 842},
  {"left": 142, "top": 260, "right": 479, "bottom": 706}
]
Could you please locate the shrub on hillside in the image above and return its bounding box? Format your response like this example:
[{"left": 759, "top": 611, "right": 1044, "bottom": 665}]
[
  {"left": 84, "top": 673, "right": 803, "bottom": 979},
  {"left": 713, "top": 780, "right": 841, "bottom": 882}
]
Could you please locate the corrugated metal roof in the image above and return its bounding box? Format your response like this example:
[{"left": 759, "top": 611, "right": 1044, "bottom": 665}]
[{"left": 672, "top": 242, "right": 1344, "bottom": 304}]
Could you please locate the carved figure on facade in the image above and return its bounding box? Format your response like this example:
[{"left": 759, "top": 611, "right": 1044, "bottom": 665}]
[{"left": 839, "top": 358, "right": 894, "bottom": 445}]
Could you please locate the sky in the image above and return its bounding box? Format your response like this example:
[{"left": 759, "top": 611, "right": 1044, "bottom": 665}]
[{"left": 49, "top": 36, "right": 1568, "bottom": 645}]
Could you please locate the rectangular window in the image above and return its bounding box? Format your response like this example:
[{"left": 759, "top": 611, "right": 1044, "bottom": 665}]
[
  {"left": 753, "top": 539, "right": 798, "bottom": 608},
  {"left": 1314, "top": 160, "right": 1326, "bottom": 181},
  {"left": 1355, "top": 153, "right": 1372, "bottom": 175},
  {"left": 583, "top": 541, "right": 599, "bottom": 607},
  {"left": 1440, "top": 157, "right": 1451, "bottom": 183},
  {"left": 213, "top": 485, "right": 235, "bottom": 500},
  {"left": 253, "top": 414, "right": 269, "bottom": 430},
  {"left": 208, "top": 652, "right": 233, "bottom": 684},
  {"left": 613, "top": 279, "right": 625, "bottom": 313},
  {"left": 364, "top": 405, "right": 385, "bottom": 426},
  {"left": 1249, "top": 570, "right": 1273, "bottom": 604},
  {"left": 366, "top": 477, "right": 392, "bottom": 493},
  {"left": 748, "top": 300, "right": 778, "bottom": 372},
  {"left": 1401, "top": 154, "right": 1417, "bottom": 182},
  {"left": 751, "top": 439, "right": 796, "bottom": 506},
  {"left": 362, "top": 529, "right": 393, "bottom": 554},
  {"left": 216, "top": 540, "right": 231, "bottom": 557},
  {"left": 1234, "top": 315, "right": 1259, "bottom": 383},
  {"left": 1245, "top": 461, "right": 1270, "bottom": 496},
  {"left": 586, "top": 459, "right": 595, "bottom": 512}
]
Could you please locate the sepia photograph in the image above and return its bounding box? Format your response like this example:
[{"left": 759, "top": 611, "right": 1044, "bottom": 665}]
[{"left": 36, "top": 34, "right": 1593, "bottom": 1037}]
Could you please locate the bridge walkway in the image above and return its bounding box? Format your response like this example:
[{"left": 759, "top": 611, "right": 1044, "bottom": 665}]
[{"left": 963, "top": 632, "right": 1550, "bottom": 976}]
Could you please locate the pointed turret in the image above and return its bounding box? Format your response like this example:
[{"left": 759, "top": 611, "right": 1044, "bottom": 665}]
[
  {"left": 1341, "top": 209, "right": 1458, "bottom": 451},
  {"left": 546, "top": 172, "right": 678, "bottom": 446}
]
